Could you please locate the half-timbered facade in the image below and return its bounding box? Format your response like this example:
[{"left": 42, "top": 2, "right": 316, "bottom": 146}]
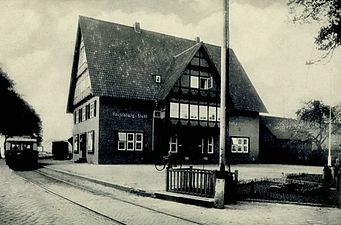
[{"left": 66, "top": 16, "right": 267, "bottom": 164}]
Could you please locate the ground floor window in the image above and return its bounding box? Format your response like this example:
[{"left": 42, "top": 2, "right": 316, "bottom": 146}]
[
  {"left": 87, "top": 131, "right": 94, "bottom": 154},
  {"left": 169, "top": 135, "right": 178, "bottom": 153},
  {"left": 231, "top": 137, "right": 249, "bottom": 153},
  {"left": 73, "top": 135, "right": 79, "bottom": 153},
  {"left": 117, "top": 132, "right": 143, "bottom": 151},
  {"left": 201, "top": 136, "right": 214, "bottom": 154}
]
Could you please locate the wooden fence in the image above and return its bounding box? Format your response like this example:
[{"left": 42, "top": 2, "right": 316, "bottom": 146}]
[{"left": 166, "top": 167, "right": 217, "bottom": 198}]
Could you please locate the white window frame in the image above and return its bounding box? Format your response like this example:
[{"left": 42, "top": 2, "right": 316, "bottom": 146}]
[
  {"left": 169, "top": 135, "right": 178, "bottom": 153},
  {"left": 127, "top": 133, "right": 135, "bottom": 151},
  {"left": 208, "top": 106, "right": 216, "bottom": 121},
  {"left": 208, "top": 136, "right": 214, "bottom": 154},
  {"left": 75, "top": 110, "right": 79, "bottom": 124},
  {"left": 170, "top": 102, "right": 179, "bottom": 118},
  {"left": 82, "top": 106, "right": 86, "bottom": 122},
  {"left": 199, "top": 77, "right": 212, "bottom": 90},
  {"left": 89, "top": 101, "right": 95, "bottom": 119},
  {"left": 231, "top": 137, "right": 249, "bottom": 153},
  {"left": 155, "top": 75, "right": 161, "bottom": 83},
  {"left": 87, "top": 131, "right": 94, "bottom": 153},
  {"left": 190, "top": 76, "right": 199, "bottom": 89},
  {"left": 180, "top": 103, "right": 189, "bottom": 119},
  {"left": 73, "top": 135, "right": 79, "bottom": 153},
  {"left": 135, "top": 133, "right": 143, "bottom": 151},
  {"left": 199, "top": 105, "right": 208, "bottom": 121},
  {"left": 118, "top": 132, "right": 127, "bottom": 151},
  {"left": 190, "top": 104, "right": 198, "bottom": 120}
]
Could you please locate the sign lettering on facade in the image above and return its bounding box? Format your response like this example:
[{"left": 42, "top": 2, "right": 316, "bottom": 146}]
[{"left": 112, "top": 112, "right": 148, "bottom": 119}]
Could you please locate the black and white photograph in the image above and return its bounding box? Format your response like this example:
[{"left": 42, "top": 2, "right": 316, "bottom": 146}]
[{"left": 0, "top": 0, "right": 341, "bottom": 224}]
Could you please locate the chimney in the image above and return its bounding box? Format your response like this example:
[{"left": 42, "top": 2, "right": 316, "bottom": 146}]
[
  {"left": 134, "top": 22, "right": 141, "bottom": 33},
  {"left": 195, "top": 36, "right": 200, "bottom": 43}
]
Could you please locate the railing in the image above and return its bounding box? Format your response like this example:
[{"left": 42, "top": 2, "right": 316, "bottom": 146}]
[{"left": 166, "top": 167, "right": 217, "bottom": 198}]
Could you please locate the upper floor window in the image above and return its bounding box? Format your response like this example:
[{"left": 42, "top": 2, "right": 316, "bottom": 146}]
[
  {"left": 200, "top": 77, "right": 212, "bottom": 90},
  {"left": 190, "top": 76, "right": 199, "bottom": 89},
  {"left": 89, "top": 101, "right": 96, "bottom": 119},
  {"left": 170, "top": 102, "right": 179, "bottom": 118},
  {"left": 170, "top": 101, "right": 220, "bottom": 122}
]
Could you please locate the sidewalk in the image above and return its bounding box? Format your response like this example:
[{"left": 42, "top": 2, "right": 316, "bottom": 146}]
[{"left": 40, "top": 159, "right": 323, "bottom": 194}]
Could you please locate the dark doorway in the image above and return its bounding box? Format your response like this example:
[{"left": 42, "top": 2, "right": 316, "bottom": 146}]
[{"left": 79, "top": 133, "right": 86, "bottom": 159}]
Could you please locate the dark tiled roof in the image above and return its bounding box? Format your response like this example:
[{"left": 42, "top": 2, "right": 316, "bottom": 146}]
[
  {"left": 68, "top": 16, "right": 267, "bottom": 113},
  {"left": 260, "top": 115, "right": 310, "bottom": 141}
]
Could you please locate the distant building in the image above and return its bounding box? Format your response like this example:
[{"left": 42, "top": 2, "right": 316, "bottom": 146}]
[
  {"left": 66, "top": 16, "right": 267, "bottom": 164},
  {"left": 259, "top": 115, "right": 312, "bottom": 164}
]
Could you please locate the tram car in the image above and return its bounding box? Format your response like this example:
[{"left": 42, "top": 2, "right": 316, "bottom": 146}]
[{"left": 5, "top": 136, "right": 39, "bottom": 170}]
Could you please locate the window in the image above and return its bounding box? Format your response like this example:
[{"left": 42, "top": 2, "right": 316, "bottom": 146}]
[
  {"left": 169, "top": 135, "right": 178, "bottom": 153},
  {"left": 117, "top": 132, "right": 143, "bottom": 151},
  {"left": 231, "top": 137, "right": 249, "bottom": 153},
  {"left": 135, "top": 133, "right": 143, "bottom": 151},
  {"left": 82, "top": 106, "right": 86, "bottom": 121},
  {"left": 180, "top": 103, "right": 189, "bottom": 119},
  {"left": 118, "top": 132, "right": 127, "bottom": 150},
  {"left": 208, "top": 137, "right": 214, "bottom": 154},
  {"left": 170, "top": 102, "right": 179, "bottom": 118},
  {"left": 74, "top": 135, "right": 79, "bottom": 153},
  {"left": 202, "top": 137, "right": 214, "bottom": 154},
  {"left": 75, "top": 110, "right": 79, "bottom": 124},
  {"left": 155, "top": 75, "right": 161, "bottom": 83},
  {"left": 89, "top": 101, "right": 96, "bottom": 119},
  {"left": 190, "top": 104, "right": 198, "bottom": 119},
  {"left": 190, "top": 76, "right": 199, "bottom": 88},
  {"left": 199, "top": 105, "right": 208, "bottom": 120},
  {"left": 127, "top": 133, "right": 135, "bottom": 151},
  {"left": 87, "top": 131, "right": 94, "bottom": 154},
  {"left": 199, "top": 77, "right": 212, "bottom": 90},
  {"left": 217, "top": 107, "right": 221, "bottom": 121},
  {"left": 208, "top": 106, "right": 216, "bottom": 121}
]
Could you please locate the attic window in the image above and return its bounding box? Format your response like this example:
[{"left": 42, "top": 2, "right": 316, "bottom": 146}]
[{"left": 155, "top": 75, "right": 161, "bottom": 83}]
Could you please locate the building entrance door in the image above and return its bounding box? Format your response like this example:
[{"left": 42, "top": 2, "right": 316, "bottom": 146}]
[
  {"left": 182, "top": 131, "right": 202, "bottom": 163},
  {"left": 79, "top": 133, "right": 86, "bottom": 159}
]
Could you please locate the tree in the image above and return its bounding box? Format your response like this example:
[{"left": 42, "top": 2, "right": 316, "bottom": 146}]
[
  {"left": 0, "top": 68, "right": 42, "bottom": 157},
  {"left": 288, "top": 0, "right": 341, "bottom": 62},
  {"left": 295, "top": 100, "right": 341, "bottom": 151}
]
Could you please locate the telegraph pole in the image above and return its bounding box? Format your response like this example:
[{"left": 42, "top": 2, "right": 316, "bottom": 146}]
[
  {"left": 219, "top": 0, "right": 229, "bottom": 173},
  {"left": 214, "top": 0, "right": 229, "bottom": 209},
  {"left": 328, "top": 104, "right": 332, "bottom": 167}
]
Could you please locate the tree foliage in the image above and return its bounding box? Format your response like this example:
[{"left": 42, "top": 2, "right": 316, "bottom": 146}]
[
  {"left": 288, "top": 0, "right": 341, "bottom": 62},
  {"left": 295, "top": 100, "right": 341, "bottom": 151},
  {"left": 0, "top": 68, "right": 42, "bottom": 139}
]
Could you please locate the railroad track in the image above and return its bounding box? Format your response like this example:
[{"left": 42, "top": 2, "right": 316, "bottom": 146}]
[{"left": 15, "top": 169, "right": 206, "bottom": 225}]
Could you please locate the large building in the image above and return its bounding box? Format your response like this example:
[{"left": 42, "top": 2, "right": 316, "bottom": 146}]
[{"left": 66, "top": 16, "right": 268, "bottom": 164}]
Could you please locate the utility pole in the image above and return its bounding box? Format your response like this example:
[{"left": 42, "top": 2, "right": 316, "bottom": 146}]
[
  {"left": 214, "top": 0, "right": 230, "bottom": 209},
  {"left": 219, "top": 0, "right": 229, "bottom": 173},
  {"left": 328, "top": 104, "right": 332, "bottom": 167}
]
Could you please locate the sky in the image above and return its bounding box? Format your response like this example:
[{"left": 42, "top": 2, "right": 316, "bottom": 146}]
[{"left": 0, "top": 0, "right": 340, "bottom": 147}]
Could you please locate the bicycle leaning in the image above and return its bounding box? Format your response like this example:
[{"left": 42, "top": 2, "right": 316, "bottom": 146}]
[{"left": 154, "top": 152, "right": 182, "bottom": 171}]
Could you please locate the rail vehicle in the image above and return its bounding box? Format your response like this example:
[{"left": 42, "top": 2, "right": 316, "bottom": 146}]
[{"left": 5, "top": 136, "right": 39, "bottom": 170}]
